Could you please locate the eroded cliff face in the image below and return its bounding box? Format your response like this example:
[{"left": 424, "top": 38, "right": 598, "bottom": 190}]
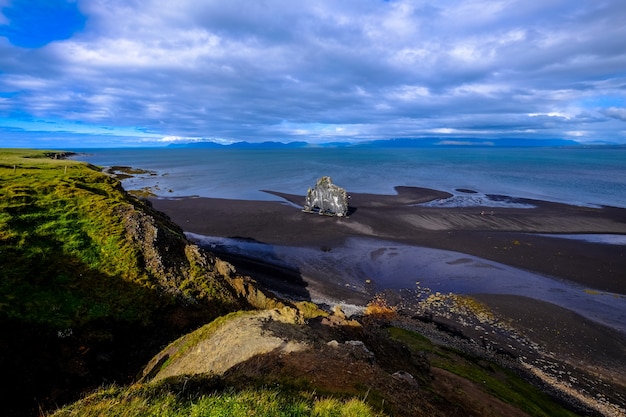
[
  {"left": 0, "top": 154, "right": 286, "bottom": 417},
  {"left": 117, "top": 197, "right": 286, "bottom": 312},
  {"left": 117, "top": 201, "right": 233, "bottom": 305}
]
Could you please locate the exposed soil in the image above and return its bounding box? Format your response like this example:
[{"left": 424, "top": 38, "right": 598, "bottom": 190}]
[{"left": 141, "top": 307, "right": 547, "bottom": 416}]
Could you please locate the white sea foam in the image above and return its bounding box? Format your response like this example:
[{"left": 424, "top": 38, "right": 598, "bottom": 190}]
[{"left": 419, "top": 194, "right": 536, "bottom": 208}]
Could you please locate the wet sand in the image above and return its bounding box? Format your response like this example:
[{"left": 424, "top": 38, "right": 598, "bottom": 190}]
[
  {"left": 150, "top": 186, "right": 626, "bottom": 294},
  {"left": 149, "top": 186, "right": 626, "bottom": 413}
]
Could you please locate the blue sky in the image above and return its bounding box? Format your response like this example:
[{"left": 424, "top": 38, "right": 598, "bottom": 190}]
[{"left": 1, "top": 0, "right": 626, "bottom": 147}]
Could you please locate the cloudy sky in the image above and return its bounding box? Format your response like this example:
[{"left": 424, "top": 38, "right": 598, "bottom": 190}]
[{"left": 1, "top": 0, "right": 626, "bottom": 147}]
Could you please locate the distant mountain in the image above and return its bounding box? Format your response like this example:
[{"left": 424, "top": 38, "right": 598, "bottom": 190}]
[
  {"left": 354, "top": 137, "right": 582, "bottom": 148},
  {"left": 578, "top": 140, "right": 625, "bottom": 147},
  {"left": 229, "top": 141, "right": 309, "bottom": 149},
  {"left": 167, "top": 141, "right": 225, "bottom": 148},
  {"left": 167, "top": 137, "right": 584, "bottom": 149},
  {"left": 167, "top": 141, "right": 309, "bottom": 149}
]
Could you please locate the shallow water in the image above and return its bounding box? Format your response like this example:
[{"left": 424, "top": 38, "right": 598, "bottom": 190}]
[
  {"left": 188, "top": 233, "right": 626, "bottom": 334},
  {"left": 72, "top": 146, "right": 626, "bottom": 331},
  {"left": 539, "top": 234, "right": 626, "bottom": 245},
  {"left": 75, "top": 146, "right": 626, "bottom": 208},
  {"left": 419, "top": 193, "right": 536, "bottom": 208}
]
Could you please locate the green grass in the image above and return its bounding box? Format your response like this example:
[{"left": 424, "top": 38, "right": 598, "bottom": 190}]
[
  {"left": 388, "top": 327, "right": 580, "bottom": 417},
  {"left": 0, "top": 150, "right": 163, "bottom": 329},
  {"left": 50, "top": 378, "right": 386, "bottom": 417},
  {"left": 1, "top": 149, "right": 388, "bottom": 417},
  {"left": 0, "top": 149, "right": 240, "bottom": 334},
  {"left": 1, "top": 149, "right": 584, "bottom": 417}
]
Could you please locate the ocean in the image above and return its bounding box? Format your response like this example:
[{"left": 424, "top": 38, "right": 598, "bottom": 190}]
[
  {"left": 74, "top": 146, "right": 626, "bottom": 331},
  {"left": 75, "top": 146, "right": 626, "bottom": 209}
]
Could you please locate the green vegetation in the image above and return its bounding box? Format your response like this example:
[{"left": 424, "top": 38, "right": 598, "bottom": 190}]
[
  {"left": 51, "top": 376, "right": 385, "bottom": 417},
  {"left": 294, "top": 300, "right": 330, "bottom": 319},
  {"left": 1, "top": 149, "right": 239, "bottom": 331},
  {"left": 1, "top": 149, "right": 382, "bottom": 417},
  {"left": 389, "top": 327, "right": 580, "bottom": 417},
  {"left": 1, "top": 149, "right": 161, "bottom": 328},
  {"left": 1, "top": 150, "right": 584, "bottom": 417}
]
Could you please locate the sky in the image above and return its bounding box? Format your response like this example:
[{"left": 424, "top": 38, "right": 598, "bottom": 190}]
[{"left": 1, "top": 0, "right": 626, "bottom": 148}]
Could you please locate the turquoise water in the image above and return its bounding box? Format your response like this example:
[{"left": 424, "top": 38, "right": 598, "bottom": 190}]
[{"left": 75, "top": 146, "right": 626, "bottom": 208}]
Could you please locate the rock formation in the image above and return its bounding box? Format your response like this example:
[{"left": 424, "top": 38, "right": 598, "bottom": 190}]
[{"left": 303, "top": 176, "right": 349, "bottom": 216}]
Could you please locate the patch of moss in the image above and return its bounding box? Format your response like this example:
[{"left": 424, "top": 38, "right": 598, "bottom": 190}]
[
  {"left": 389, "top": 327, "right": 580, "bottom": 417},
  {"left": 294, "top": 301, "right": 329, "bottom": 319},
  {"left": 128, "top": 187, "right": 157, "bottom": 198}
]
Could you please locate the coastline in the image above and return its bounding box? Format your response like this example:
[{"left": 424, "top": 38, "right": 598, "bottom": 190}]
[
  {"left": 150, "top": 186, "right": 626, "bottom": 294},
  {"left": 149, "top": 185, "right": 626, "bottom": 332},
  {"left": 5, "top": 150, "right": 624, "bottom": 416},
  {"left": 149, "top": 186, "right": 626, "bottom": 414}
]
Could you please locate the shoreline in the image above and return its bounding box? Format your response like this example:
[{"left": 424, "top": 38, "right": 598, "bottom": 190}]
[
  {"left": 149, "top": 186, "right": 626, "bottom": 414},
  {"left": 150, "top": 186, "right": 626, "bottom": 294},
  {"left": 185, "top": 232, "right": 626, "bottom": 336},
  {"left": 78, "top": 147, "right": 626, "bottom": 210}
]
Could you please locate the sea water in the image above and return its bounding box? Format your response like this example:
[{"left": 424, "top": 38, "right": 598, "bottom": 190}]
[
  {"left": 75, "top": 146, "right": 626, "bottom": 330},
  {"left": 75, "top": 146, "right": 626, "bottom": 208},
  {"left": 187, "top": 233, "right": 626, "bottom": 332}
]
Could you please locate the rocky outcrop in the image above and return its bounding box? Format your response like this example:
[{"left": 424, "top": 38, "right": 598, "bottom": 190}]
[
  {"left": 118, "top": 198, "right": 286, "bottom": 311},
  {"left": 141, "top": 308, "right": 309, "bottom": 382},
  {"left": 139, "top": 306, "right": 436, "bottom": 416},
  {"left": 116, "top": 201, "right": 239, "bottom": 308},
  {"left": 303, "top": 176, "right": 349, "bottom": 217}
]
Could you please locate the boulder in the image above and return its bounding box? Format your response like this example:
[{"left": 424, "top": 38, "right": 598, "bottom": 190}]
[{"left": 303, "top": 176, "right": 349, "bottom": 217}]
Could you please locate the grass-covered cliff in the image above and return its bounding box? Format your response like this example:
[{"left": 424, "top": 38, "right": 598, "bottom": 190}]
[
  {"left": 1, "top": 150, "right": 589, "bottom": 417},
  {"left": 1, "top": 149, "right": 241, "bottom": 324},
  {"left": 0, "top": 149, "right": 254, "bottom": 415}
]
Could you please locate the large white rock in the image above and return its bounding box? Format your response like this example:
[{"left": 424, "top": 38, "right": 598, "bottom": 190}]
[{"left": 303, "top": 176, "right": 349, "bottom": 217}]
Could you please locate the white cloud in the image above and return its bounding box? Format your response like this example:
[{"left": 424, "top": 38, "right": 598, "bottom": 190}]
[
  {"left": 431, "top": 128, "right": 456, "bottom": 135},
  {"left": 3, "top": 74, "right": 50, "bottom": 90},
  {"left": 388, "top": 85, "right": 431, "bottom": 101},
  {"left": 429, "top": 127, "right": 494, "bottom": 135},
  {"left": 275, "top": 121, "right": 365, "bottom": 140},
  {"left": 604, "top": 107, "right": 626, "bottom": 121},
  {"left": 59, "top": 30, "right": 224, "bottom": 69},
  {"left": 528, "top": 112, "right": 572, "bottom": 120},
  {"left": 1, "top": 0, "right": 626, "bottom": 145},
  {"left": 452, "top": 82, "right": 508, "bottom": 97}
]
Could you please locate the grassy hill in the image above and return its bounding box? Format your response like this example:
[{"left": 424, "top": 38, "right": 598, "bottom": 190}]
[
  {"left": 0, "top": 150, "right": 587, "bottom": 417},
  {"left": 0, "top": 149, "right": 250, "bottom": 415}
]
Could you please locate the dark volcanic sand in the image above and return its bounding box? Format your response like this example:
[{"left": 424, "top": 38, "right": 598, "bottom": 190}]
[
  {"left": 150, "top": 186, "right": 626, "bottom": 414},
  {"left": 150, "top": 186, "right": 626, "bottom": 294}
]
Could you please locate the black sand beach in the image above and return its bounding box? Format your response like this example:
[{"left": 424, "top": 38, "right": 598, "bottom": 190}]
[
  {"left": 151, "top": 186, "right": 626, "bottom": 294},
  {"left": 150, "top": 186, "right": 626, "bottom": 414}
]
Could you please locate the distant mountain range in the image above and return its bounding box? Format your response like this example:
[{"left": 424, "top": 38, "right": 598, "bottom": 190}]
[
  {"left": 167, "top": 137, "right": 593, "bottom": 149},
  {"left": 168, "top": 140, "right": 309, "bottom": 149}
]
